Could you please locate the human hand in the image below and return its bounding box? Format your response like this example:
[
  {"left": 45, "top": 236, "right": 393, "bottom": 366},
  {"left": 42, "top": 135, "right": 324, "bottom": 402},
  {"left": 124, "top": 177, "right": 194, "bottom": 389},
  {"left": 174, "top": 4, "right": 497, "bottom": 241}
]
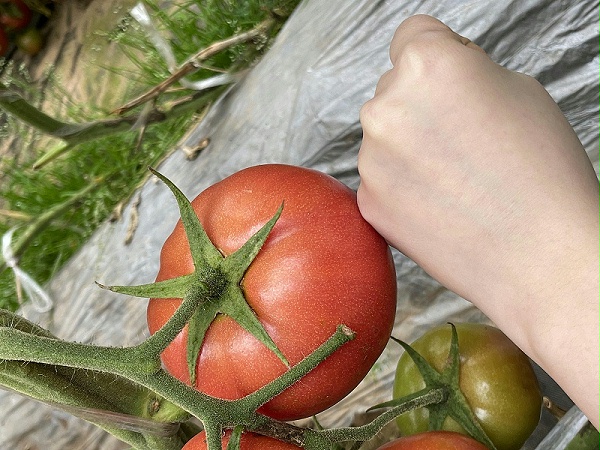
[
  {"left": 357, "top": 15, "right": 599, "bottom": 427},
  {"left": 357, "top": 14, "right": 598, "bottom": 309}
]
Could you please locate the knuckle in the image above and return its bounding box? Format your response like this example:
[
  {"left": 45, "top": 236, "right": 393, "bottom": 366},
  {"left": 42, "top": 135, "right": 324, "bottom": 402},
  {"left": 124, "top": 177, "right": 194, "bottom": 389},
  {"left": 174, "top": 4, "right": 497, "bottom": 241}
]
[
  {"left": 359, "top": 97, "right": 391, "bottom": 141},
  {"left": 398, "top": 35, "right": 447, "bottom": 77}
]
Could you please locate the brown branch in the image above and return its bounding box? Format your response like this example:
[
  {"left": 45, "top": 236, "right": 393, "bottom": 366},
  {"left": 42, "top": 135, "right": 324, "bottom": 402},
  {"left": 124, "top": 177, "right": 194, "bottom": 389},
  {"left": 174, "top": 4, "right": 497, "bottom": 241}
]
[{"left": 113, "top": 18, "right": 275, "bottom": 116}]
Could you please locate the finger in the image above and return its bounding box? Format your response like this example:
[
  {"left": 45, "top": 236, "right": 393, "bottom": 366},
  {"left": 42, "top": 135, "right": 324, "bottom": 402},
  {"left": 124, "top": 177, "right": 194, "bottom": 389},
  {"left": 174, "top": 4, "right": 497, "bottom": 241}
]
[
  {"left": 456, "top": 34, "right": 487, "bottom": 54},
  {"left": 389, "top": 14, "right": 487, "bottom": 63},
  {"left": 389, "top": 15, "right": 455, "bottom": 62},
  {"left": 373, "top": 68, "right": 395, "bottom": 96}
]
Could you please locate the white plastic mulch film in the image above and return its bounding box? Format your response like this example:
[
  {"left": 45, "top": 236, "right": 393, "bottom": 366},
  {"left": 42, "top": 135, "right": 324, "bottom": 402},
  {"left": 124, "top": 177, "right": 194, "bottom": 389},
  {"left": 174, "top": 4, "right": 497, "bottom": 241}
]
[{"left": 1, "top": 0, "right": 597, "bottom": 448}]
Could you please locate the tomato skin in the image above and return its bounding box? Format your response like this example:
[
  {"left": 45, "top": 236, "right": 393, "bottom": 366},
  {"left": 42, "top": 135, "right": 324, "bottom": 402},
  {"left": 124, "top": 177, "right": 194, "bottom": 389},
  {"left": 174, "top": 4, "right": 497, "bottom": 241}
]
[
  {"left": 393, "top": 323, "right": 542, "bottom": 450},
  {"left": 182, "top": 430, "right": 301, "bottom": 449},
  {"left": 0, "top": 0, "right": 32, "bottom": 31},
  {"left": 0, "top": 26, "right": 8, "bottom": 56},
  {"left": 148, "top": 164, "right": 397, "bottom": 421},
  {"left": 378, "top": 431, "right": 489, "bottom": 450}
]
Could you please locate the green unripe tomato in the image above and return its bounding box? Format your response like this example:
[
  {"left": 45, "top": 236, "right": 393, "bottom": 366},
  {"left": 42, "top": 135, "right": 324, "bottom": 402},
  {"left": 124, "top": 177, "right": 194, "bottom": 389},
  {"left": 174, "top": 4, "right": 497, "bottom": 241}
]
[
  {"left": 15, "top": 27, "right": 43, "bottom": 56},
  {"left": 393, "top": 323, "right": 542, "bottom": 450}
]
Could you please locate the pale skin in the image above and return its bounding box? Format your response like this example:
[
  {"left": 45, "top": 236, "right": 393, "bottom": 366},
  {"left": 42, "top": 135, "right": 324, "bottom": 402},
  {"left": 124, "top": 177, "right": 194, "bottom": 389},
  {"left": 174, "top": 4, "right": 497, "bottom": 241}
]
[{"left": 357, "top": 15, "right": 599, "bottom": 429}]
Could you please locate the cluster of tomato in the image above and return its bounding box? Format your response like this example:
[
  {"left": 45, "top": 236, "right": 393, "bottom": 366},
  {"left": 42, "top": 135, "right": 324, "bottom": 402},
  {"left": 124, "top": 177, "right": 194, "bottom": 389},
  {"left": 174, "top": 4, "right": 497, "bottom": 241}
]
[
  {"left": 183, "top": 430, "right": 496, "bottom": 450},
  {"left": 147, "top": 165, "right": 544, "bottom": 450},
  {"left": 0, "top": 0, "right": 43, "bottom": 57},
  {"left": 178, "top": 323, "right": 542, "bottom": 450}
]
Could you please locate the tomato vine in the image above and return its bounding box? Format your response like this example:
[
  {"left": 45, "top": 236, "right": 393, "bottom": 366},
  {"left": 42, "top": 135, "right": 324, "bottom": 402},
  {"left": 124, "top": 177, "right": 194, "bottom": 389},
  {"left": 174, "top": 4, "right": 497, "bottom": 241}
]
[{"left": 0, "top": 168, "right": 511, "bottom": 450}]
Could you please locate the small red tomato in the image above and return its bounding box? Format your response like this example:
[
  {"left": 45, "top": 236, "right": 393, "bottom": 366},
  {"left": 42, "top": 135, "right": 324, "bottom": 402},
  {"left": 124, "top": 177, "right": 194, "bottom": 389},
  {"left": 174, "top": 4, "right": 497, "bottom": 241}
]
[
  {"left": 182, "top": 430, "right": 301, "bottom": 450},
  {"left": 148, "top": 164, "right": 397, "bottom": 421},
  {"left": 0, "top": 26, "right": 8, "bottom": 56},
  {"left": 0, "top": 0, "right": 32, "bottom": 31},
  {"left": 378, "top": 431, "right": 490, "bottom": 450}
]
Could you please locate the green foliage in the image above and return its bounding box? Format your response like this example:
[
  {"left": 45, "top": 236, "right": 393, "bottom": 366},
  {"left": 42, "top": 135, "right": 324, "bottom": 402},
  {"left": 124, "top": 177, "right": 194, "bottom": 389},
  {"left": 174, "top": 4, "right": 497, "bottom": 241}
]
[
  {"left": 0, "top": 0, "right": 301, "bottom": 311},
  {"left": 107, "top": 0, "right": 299, "bottom": 86},
  {"left": 565, "top": 424, "right": 600, "bottom": 450},
  {"left": 0, "top": 112, "right": 191, "bottom": 310}
]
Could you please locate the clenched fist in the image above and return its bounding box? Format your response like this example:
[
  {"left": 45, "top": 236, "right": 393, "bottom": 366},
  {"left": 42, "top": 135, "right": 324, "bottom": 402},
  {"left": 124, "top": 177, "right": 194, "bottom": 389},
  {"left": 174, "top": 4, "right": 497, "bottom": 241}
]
[{"left": 357, "top": 15, "right": 599, "bottom": 428}]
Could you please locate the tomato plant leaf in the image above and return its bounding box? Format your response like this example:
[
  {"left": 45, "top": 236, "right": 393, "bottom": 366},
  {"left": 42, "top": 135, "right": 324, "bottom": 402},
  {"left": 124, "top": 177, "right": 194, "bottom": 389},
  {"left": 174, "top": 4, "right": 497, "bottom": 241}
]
[
  {"left": 226, "top": 426, "right": 243, "bottom": 450},
  {"left": 96, "top": 274, "right": 195, "bottom": 299},
  {"left": 390, "top": 336, "right": 441, "bottom": 388},
  {"left": 388, "top": 335, "right": 449, "bottom": 430},
  {"left": 149, "top": 168, "right": 223, "bottom": 269},
  {"left": 219, "top": 285, "right": 289, "bottom": 368},
  {"left": 187, "top": 299, "right": 222, "bottom": 385},
  {"left": 221, "top": 202, "right": 283, "bottom": 280},
  {"left": 445, "top": 323, "right": 460, "bottom": 384}
]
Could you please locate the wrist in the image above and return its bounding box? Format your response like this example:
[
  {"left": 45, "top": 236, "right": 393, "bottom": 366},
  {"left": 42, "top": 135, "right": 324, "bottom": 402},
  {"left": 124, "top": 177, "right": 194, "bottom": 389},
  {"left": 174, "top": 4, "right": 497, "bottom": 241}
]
[{"left": 475, "top": 219, "right": 599, "bottom": 427}]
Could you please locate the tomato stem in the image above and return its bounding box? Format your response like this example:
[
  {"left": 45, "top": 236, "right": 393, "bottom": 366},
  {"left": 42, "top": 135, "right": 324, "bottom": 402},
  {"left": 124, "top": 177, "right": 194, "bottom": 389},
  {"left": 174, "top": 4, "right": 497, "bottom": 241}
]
[
  {"left": 307, "top": 386, "right": 447, "bottom": 448},
  {"left": 0, "top": 309, "right": 358, "bottom": 450},
  {"left": 137, "top": 283, "right": 210, "bottom": 356},
  {"left": 0, "top": 311, "right": 189, "bottom": 449},
  {"left": 239, "top": 325, "right": 355, "bottom": 413},
  {"left": 0, "top": 82, "right": 229, "bottom": 170},
  {"left": 0, "top": 325, "right": 156, "bottom": 374}
]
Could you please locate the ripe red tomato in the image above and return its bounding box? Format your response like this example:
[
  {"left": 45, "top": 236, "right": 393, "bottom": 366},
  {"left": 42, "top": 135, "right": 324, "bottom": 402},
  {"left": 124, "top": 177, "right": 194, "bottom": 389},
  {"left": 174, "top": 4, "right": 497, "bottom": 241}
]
[
  {"left": 393, "top": 323, "right": 542, "bottom": 450},
  {"left": 182, "top": 430, "right": 301, "bottom": 449},
  {"left": 378, "top": 431, "right": 489, "bottom": 450},
  {"left": 147, "top": 164, "right": 397, "bottom": 421},
  {"left": 0, "top": 26, "right": 8, "bottom": 56},
  {"left": 0, "top": 0, "right": 32, "bottom": 31}
]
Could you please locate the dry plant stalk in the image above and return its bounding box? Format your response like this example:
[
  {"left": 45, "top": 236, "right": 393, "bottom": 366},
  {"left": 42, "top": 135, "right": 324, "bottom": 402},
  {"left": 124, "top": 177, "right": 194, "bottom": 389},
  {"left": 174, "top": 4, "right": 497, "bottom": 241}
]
[{"left": 113, "top": 18, "right": 275, "bottom": 116}]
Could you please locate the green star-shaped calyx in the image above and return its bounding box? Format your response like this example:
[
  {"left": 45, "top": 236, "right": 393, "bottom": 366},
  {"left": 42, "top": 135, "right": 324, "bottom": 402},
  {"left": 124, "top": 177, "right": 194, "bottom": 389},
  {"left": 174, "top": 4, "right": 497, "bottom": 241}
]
[
  {"left": 369, "top": 324, "right": 497, "bottom": 450},
  {"left": 99, "top": 168, "right": 289, "bottom": 384}
]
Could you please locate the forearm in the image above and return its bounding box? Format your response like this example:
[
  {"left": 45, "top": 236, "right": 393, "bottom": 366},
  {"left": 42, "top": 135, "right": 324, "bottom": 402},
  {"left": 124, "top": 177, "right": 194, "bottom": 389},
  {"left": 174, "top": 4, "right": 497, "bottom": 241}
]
[{"left": 470, "top": 217, "right": 599, "bottom": 429}]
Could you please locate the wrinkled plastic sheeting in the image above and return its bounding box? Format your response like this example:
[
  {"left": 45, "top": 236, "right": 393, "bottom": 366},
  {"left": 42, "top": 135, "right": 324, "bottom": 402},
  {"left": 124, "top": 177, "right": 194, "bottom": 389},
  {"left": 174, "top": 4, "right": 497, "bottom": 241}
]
[{"left": 1, "top": 0, "right": 597, "bottom": 448}]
